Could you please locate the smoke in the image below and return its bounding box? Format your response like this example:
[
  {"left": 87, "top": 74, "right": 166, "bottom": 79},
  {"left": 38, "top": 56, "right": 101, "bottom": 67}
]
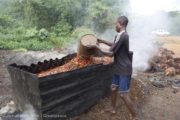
[
  {"left": 70, "top": 0, "right": 179, "bottom": 72},
  {"left": 127, "top": 0, "right": 173, "bottom": 71},
  {"left": 20, "top": 104, "right": 38, "bottom": 120},
  {"left": 0, "top": 101, "right": 16, "bottom": 115},
  {"left": 98, "top": 0, "right": 180, "bottom": 72},
  {"left": 0, "top": 102, "right": 37, "bottom": 120},
  {"left": 128, "top": 13, "right": 170, "bottom": 71}
]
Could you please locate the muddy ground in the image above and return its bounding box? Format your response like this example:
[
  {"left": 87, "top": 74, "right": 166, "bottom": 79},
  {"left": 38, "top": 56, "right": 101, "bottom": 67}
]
[{"left": 0, "top": 50, "right": 180, "bottom": 120}]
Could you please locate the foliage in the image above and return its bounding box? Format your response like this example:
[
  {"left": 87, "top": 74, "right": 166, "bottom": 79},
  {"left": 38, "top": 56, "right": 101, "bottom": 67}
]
[
  {"left": 50, "top": 35, "right": 71, "bottom": 48},
  {"left": 0, "top": 0, "right": 128, "bottom": 51},
  {"left": 0, "top": 15, "right": 13, "bottom": 28},
  {"left": 0, "top": 39, "right": 53, "bottom": 50},
  {"left": 87, "top": 1, "right": 116, "bottom": 32},
  {"left": 38, "top": 28, "right": 49, "bottom": 40},
  {"left": 25, "top": 27, "right": 38, "bottom": 38},
  {"left": 71, "top": 27, "right": 95, "bottom": 39},
  {"left": 13, "top": 48, "right": 28, "bottom": 52},
  {"left": 51, "top": 20, "right": 72, "bottom": 37}
]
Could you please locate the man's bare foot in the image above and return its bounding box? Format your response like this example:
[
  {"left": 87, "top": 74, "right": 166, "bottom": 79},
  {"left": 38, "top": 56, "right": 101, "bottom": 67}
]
[{"left": 104, "top": 107, "right": 116, "bottom": 114}]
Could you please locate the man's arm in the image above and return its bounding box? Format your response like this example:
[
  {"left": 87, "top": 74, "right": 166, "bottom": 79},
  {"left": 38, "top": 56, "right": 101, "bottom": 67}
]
[
  {"left": 88, "top": 33, "right": 127, "bottom": 57},
  {"left": 86, "top": 44, "right": 114, "bottom": 57},
  {"left": 98, "top": 38, "right": 113, "bottom": 47},
  {"left": 101, "top": 34, "right": 127, "bottom": 56},
  {"left": 96, "top": 46, "right": 114, "bottom": 57},
  {"left": 110, "top": 33, "right": 128, "bottom": 53}
]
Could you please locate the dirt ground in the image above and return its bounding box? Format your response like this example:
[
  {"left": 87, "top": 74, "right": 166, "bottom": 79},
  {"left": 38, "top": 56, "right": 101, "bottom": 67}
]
[
  {"left": 156, "top": 36, "right": 180, "bottom": 57},
  {"left": 0, "top": 48, "right": 180, "bottom": 120},
  {"left": 70, "top": 72, "right": 180, "bottom": 120}
]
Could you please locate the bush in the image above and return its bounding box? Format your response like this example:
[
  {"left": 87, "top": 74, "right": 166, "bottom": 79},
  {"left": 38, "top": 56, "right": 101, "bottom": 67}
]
[
  {"left": 24, "top": 40, "right": 53, "bottom": 50},
  {"left": 52, "top": 20, "right": 72, "bottom": 37},
  {"left": 50, "top": 33, "right": 62, "bottom": 48},
  {"left": 25, "top": 27, "right": 38, "bottom": 38},
  {"left": 49, "top": 20, "right": 72, "bottom": 48},
  {"left": 85, "top": 1, "right": 117, "bottom": 32},
  {"left": 0, "top": 0, "right": 126, "bottom": 51},
  {"left": 38, "top": 28, "right": 49, "bottom": 40},
  {"left": 0, "top": 39, "right": 53, "bottom": 51},
  {"left": 50, "top": 32, "right": 71, "bottom": 48},
  {"left": 0, "top": 15, "right": 14, "bottom": 27}
]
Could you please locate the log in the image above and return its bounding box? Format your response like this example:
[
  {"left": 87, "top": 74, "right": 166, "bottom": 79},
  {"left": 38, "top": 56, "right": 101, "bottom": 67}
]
[{"left": 78, "top": 34, "right": 98, "bottom": 57}]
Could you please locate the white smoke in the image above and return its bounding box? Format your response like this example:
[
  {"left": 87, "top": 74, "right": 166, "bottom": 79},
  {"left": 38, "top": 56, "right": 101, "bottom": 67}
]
[
  {"left": 0, "top": 102, "right": 38, "bottom": 120},
  {"left": 70, "top": 0, "right": 179, "bottom": 72},
  {"left": 98, "top": 0, "right": 180, "bottom": 72},
  {"left": 127, "top": 0, "right": 173, "bottom": 71},
  {"left": 20, "top": 104, "right": 38, "bottom": 120},
  {"left": 128, "top": 14, "right": 169, "bottom": 71},
  {"left": 0, "top": 101, "right": 16, "bottom": 115}
]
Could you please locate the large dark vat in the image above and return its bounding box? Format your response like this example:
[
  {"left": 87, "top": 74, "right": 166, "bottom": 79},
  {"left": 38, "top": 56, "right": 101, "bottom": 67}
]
[{"left": 7, "top": 53, "right": 112, "bottom": 120}]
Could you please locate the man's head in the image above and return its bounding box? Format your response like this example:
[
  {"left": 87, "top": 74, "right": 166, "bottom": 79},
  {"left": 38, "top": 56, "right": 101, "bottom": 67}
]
[{"left": 115, "top": 16, "right": 128, "bottom": 32}]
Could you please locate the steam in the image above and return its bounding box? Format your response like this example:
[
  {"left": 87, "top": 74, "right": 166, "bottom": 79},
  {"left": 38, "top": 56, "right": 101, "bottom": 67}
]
[
  {"left": 20, "top": 104, "right": 38, "bottom": 120},
  {"left": 0, "top": 0, "right": 178, "bottom": 72},
  {"left": 74, "top": 0, "right": 180, "bottom": 72},
  {"left": 99, "top": 0, "right": 180, "bottom": 72},
  {"left": 129, "top": 0, "right": 180, "bottom": 15},
  {"left": 128, "top": 14, "right": 170, "bottom": 71},
  {"left": 128, "top": 0, "right": 172, "bottom": 71},
  {"left": 0, "top": 102, "right": 37, "bottom": 120}
]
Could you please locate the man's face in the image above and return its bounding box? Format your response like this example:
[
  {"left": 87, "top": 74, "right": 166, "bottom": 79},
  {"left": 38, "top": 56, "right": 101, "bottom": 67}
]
[{"left": 115, "top": 22, "right": 121, "bottom": 32}]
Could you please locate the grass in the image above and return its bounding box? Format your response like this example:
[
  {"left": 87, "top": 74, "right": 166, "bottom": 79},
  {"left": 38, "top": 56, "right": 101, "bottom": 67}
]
[{"left": 0, "top": 39, "right": 54, "bottom": 51}]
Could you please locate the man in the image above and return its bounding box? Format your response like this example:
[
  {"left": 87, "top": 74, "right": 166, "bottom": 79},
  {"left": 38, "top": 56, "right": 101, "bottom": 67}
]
[{"left": 88, "top": 16, "right": 139, "bottom": 120}]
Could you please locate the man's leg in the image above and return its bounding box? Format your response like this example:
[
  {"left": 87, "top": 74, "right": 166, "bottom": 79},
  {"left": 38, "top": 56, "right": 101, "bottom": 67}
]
[
  {"left": 105, "top": 85, "right": 118, "bottom": 114},
  {"left": 120, "top": 93, "right": 139, "bottom": 120},
  {"left": 104, "top": 74, "right": 120, "bottom": 114},
  {"left": 118, "top": 75, "right": 139, "bottom": 119},
  {"left": 111, "top": 86, "right": 118, "bottom": 111}
]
